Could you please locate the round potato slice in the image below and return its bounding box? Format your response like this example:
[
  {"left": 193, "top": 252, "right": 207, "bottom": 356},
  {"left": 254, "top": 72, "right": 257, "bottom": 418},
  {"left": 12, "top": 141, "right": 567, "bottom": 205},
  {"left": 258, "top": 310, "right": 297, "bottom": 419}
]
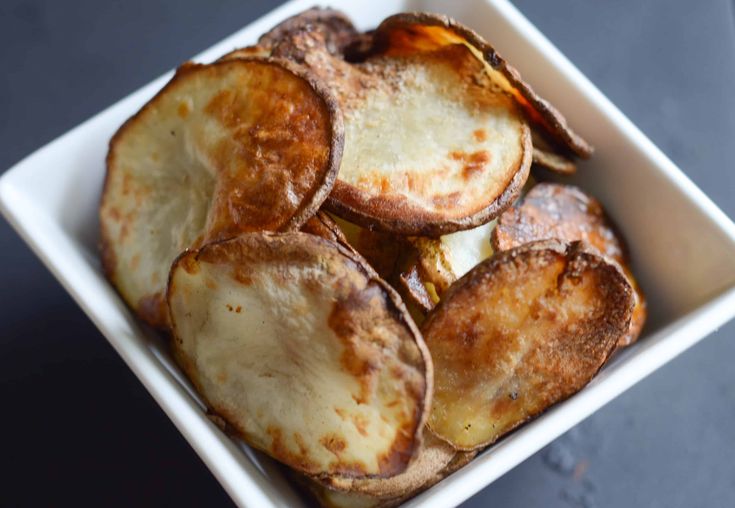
[
  {"left": 492, "top": 183, "right": 646, "bottom": 347},
  {"left": 371, "top": 12, "right": 593, "bottom": 158},
  {"left": 167, "top": 232, "right": 432, "bottom": 479},
  {"left": 423, "top": 241, "right": 633, "bottom": 450},
  {"left": 100, "top": 58, "right": 342, "bottom": 328},
  {"left": 266, "top": 26, "right": 531, "bottom": 235},
  {"left": 328, "top": 43, "right": 531, "bottom": 235}
]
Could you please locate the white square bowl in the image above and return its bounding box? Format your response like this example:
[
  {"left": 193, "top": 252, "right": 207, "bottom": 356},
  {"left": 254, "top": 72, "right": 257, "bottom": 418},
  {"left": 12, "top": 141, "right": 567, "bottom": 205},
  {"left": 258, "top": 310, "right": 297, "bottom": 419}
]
[{"left": 2, "top": 0, "right": 735, "bottom": 506}]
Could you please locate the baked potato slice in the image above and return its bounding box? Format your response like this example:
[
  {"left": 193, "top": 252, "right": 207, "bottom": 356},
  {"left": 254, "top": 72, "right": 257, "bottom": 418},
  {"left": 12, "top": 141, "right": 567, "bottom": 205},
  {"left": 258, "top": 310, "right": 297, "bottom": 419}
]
[
  {"left": 327, "top": 42, "right": 531, "bottom": 235},
  {"left": 308, "top": 431, "right": 476, "bottom": 508},
  {"left": 99, "top": 58, "right": 342, "bottom": 328},
  {"left": 492, "top": 182, "right": 646, "bottom": 346},
  {"left": 167, "top": 232, "right": 432, "bottom": 478},
  {"left": 220, "top": 7, "right": 360, "bottom": 62},
  {"left": 371, "top": 12, "right": 593, "bottom": 158},
  {"left": 423, "top": 241, "right": 633, "bottom": 450},
  {"left": 264, "top": 23, "right": 531, "bottom": 235}
]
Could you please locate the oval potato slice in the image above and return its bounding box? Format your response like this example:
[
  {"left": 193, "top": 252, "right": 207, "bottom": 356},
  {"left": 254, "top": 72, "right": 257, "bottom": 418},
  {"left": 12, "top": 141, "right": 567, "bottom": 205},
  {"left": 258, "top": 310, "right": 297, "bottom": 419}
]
[
  {"left": 100, "top": 58, "right": 342, "bottom": 328},
  {"left": 424, "top": 241, "right": 633, "bottom": 450},
  {"left": 167, "top": 232, "right": 432, "bottom": 478},
  {"left": 371, "top": 12, "right": 593, "bottom": 158},
  {"left": 492, "top": 183, "right": 646, "bottom": 347}
]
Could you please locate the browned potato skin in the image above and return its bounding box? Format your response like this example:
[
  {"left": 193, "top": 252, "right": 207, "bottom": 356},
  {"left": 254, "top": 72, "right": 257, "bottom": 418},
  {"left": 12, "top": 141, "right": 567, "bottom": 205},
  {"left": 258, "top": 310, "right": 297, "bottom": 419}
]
[
  {"left": 259, "top": 7, "right": 360, "bottom": 57},
  {"left": 303, "top": 431, "right": 477, "bottom": 507},
  {"left": 492, "top": 183, "right": 647, "bottom": 347},
  {"left": 370, "top": 12, "right": 593, "bottom": 158},
  {"left": 99, "top": 58, "right": 344, "bottom": 329},
  {"left": 532, "top": 147, "right": 576, "bottom": 175},
  {"left": 423, "top": 241, "right": 633, "bottom": 450},
  {"left": 301, "top": 211, "right": 353, "bottom": 249}
]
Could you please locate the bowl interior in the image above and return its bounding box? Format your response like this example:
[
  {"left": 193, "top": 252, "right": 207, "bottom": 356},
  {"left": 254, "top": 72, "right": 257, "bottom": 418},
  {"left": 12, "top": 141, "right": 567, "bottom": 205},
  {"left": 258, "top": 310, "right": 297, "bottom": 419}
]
[{"left": 2, "top": 0, "right": 735, "bottom": 506}]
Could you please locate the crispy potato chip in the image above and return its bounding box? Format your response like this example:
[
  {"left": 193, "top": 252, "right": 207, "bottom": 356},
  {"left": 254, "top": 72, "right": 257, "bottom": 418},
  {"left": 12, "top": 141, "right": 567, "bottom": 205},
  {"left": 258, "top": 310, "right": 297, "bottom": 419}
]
[
  {"left": 308, "top": 431, "right": 476, "bottom": 508},
  {"left": 259, "top": 7, "right": 359, "bottom": 57},
  {"left": 532, "top": 146, "right": 576, "bottom": 174},
  {"left": 371, "top": 12, "right": 593, "bottom": 158},
  {"left": 327, "top": 43, "right": 530, "bottom": 235},
  {"left": 265, "top": 24, "right": 531, "bottom": 235},
  {"left": 492, "top": 183, "right": 646, "bottom": 346},
  {"left": 398, "top": 264, "right": 435, "bottom": 314},
  {"left": 531, "top": 130, "right": 576, "bottom": 175},
  {"left": 423, "top": 241, "right": 633, "bottom": 450},
  {"left": 99, "top": 58, "right": 342, "bottom": 328},
  {"left": 167, "top": 232, "right": 432, "bottom": 478},
  {"left": 220, "top": 8, "right": 361, "bottom": 63}
]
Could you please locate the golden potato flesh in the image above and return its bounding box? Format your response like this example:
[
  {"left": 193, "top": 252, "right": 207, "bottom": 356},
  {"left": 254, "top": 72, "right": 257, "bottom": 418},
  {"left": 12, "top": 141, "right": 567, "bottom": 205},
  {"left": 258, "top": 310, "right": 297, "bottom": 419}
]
[
  {"left": 423, "top": 241, "right": 633, "bottom": 450},
  {"left": 99, "top": 58, "right": 342, "bottom": 328},
  {"left": 167, "top": 232, "right": 431, "bottom": 479},
  {"left": 492, "top": 182, "right": 646, "bottom": 347}
]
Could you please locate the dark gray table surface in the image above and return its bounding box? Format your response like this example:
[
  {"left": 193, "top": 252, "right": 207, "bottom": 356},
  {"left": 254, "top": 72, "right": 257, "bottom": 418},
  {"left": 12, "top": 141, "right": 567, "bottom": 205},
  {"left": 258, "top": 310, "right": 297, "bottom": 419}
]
[{"left": 1, "top": 1, "right": 734, "bottom": 506}]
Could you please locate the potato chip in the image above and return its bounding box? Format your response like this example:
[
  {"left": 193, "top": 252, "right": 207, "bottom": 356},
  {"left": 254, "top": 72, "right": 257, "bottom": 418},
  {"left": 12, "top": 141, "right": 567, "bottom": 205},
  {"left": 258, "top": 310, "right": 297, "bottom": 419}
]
[
  {"left": 492, "top": 183, "right": 646, "bottom": 346},
  {"left": 167, "top": 232, "right": 431, "bottom": 478},
  {"left": 424, "top": 241, "right": 633, "bottom": 450},
  {"left": 259, "top": 7, "right": 359, "bottom": 57},
  {"left": 261, "top": 23, "right": 531, "bottom": 235},
  {"left": 99, "top": 58, "right": 342, "bottom": 328},
  {"left": 308, "top": 431, "right": 475, "bottom": 507},
  {"left": 372, "top": 12, "right": 593, "bottom": 158}
]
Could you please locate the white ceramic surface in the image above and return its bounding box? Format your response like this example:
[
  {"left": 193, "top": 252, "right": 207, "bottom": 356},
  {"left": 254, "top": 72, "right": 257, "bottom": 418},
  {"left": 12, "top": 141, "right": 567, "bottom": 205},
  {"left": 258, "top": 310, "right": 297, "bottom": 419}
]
[{"left": 2, "top": 1, "right": 735, "bottom": 506}]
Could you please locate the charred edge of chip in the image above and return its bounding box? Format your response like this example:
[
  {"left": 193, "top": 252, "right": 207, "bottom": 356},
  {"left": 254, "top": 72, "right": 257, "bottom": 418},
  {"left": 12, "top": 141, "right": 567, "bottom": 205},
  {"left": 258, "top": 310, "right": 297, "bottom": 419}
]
[
  {"left": 371, "top": 12, "right": 593, "bottom": 158},
  {"left": 532, "top": 146, "right": 577, "bottom": 175},
  {"left": 217, "top": 45, "right": 272, "bottom": 61},
  {"left": 312, "top": 433, "right": 477, "bottom": 505},
  {"left": 398, "top": 264, "right": 435, "bottom": 313},
  {"left": 324, "top": 125, "right": 532, "bottom": 237},
  {"left": 166, "top": 232, "right": 433, "bottom": 478},
  {"left": 301, "top": 211, "right": 355, "bottom": 252},
  {"left": 258, "top": 7, "right": 359, "bottom": 55}
]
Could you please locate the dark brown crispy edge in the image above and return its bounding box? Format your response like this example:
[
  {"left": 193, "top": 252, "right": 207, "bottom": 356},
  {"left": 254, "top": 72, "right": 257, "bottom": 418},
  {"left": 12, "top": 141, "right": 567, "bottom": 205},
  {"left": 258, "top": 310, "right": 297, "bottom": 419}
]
[
  {"left": 99, "top": 57, "right": 345, "bottom": 329},
  {"left": 165, "top": 231, "right": 433, "bottom": 480},
  {"left": 217, "top": 45, "right": 271, "bottom": 61},
  {"left": 532, "top": 146, "right": 577, "bottom": 175},
  {"left": 371, "top": 12, "right": 593, "bottom": 158},
  {"left": 258, "top": 7, "right": 359, "bottom": 55},
  {"left": 303, "top": 443, "right": 478, "bottom": 507},
  {"left": 423, "top": 240, "right": 633, "bottom": 450},
  {"left": 325, "top": 125, "right": 532, "bottom": 237},
  {"left": 398, "top": 264, "right": 435, "bottom": 313}
]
